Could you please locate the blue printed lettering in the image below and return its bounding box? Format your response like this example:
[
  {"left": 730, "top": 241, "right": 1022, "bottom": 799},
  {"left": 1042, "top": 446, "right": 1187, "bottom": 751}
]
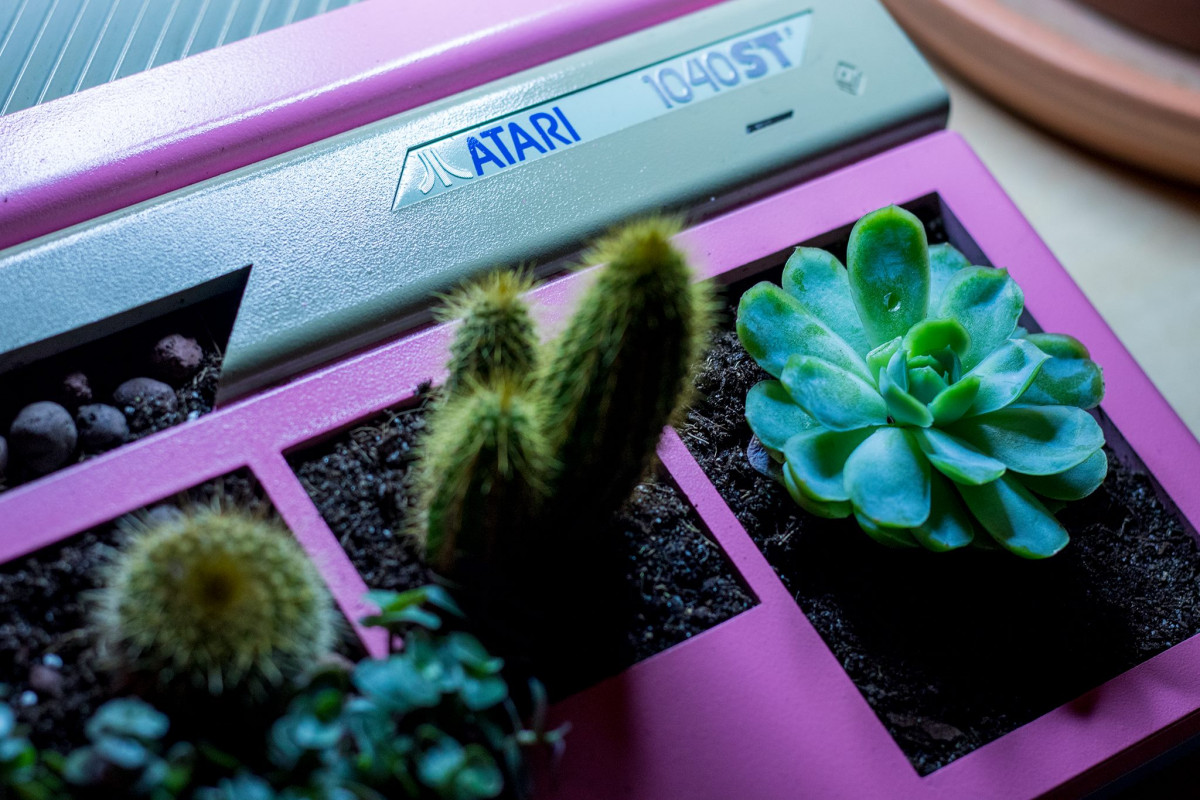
[
  {"left": 752, "top": 31, "right": 791, "bottom": 69},
  {"left": 529, "top": 112, "right": 574, "bottom": 149},
  {"left": 468, "top": 136, "right": 508, "bottom": 176},
  {"left": 508, "top": 122, "right": 547, "bottom": 161},
  {"left": 553, "top": 107, "right": 582, "bottom": 142},
  {"left": 731, "top": 41, "right": 767, "bottom": 78},
  {"left": 480, "top": 126, "right": 516, "bottom": 166}
]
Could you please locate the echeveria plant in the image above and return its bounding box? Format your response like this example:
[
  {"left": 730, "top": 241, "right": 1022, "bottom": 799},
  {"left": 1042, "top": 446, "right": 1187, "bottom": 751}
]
[{"left": 737, "top": 206, "right": 1106, "bottom": 558}]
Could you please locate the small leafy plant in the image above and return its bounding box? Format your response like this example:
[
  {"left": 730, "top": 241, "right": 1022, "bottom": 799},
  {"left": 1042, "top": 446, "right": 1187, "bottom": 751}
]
[
  {"left": 95, "top": 504, "right": 337, "bottom": 695},
  {"left": 737, "top": 205, "right": 1105, "bottom": 558},
  {"left": 420, "top": 217, "right": 713, "bottom": 570},
  {"left": 4, "top": 588, "right": 560, "bottom": 800}
]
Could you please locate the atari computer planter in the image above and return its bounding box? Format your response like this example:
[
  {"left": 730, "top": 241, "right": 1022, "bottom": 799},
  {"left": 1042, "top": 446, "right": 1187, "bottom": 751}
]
[{"left": 1, "top": 0, "right": 1199, "bottom": 797}]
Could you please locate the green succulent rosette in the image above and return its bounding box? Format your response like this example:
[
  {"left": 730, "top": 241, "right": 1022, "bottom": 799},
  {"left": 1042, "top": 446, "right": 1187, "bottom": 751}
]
[{"left": 737, "top": 205, "right": 1106, "bottom": 558}]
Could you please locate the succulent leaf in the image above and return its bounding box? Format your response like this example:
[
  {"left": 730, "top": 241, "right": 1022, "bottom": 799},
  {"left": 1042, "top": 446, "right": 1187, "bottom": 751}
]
[
  {"left": 907, "top": 366, "right": 949, "bottom": 404},
  {"left": 783, "top": 463, "right": 854, "bottom": 519},
  {"left": 962, "top": 338, "right": 1049, "bottom": 416},
  {"left": 847, "top": 206, "right": 931, "bottom": 346},
  {"left": 913, "top": 428, "right": 1006, "bottom": 485},
  {"left": 745, "top": 380, "right": 820, "bottom": 452},
  {"left": 928, "top": 376, "right": 980, "bottom": 426},
  {"left": 937, "top": 267, "right": 1024, "bottom": 370},
  {"left": 1017, "top": 448, "right": 1108, "bottom": 500},
  {"left": 737, "top": 283, "right": 872, "bottom": 381},
  {"left": 911, "top": 471, "right": 976, "bottom": 551},
  {"left": 854, "top": 512, "right": 920, "bottom": 548},
  {"left": 957, "top": 474, "right": 1070, "bottom": 559},
  {"left": 866, "top": 336, "right": 903, "bottom": 377},
  {"left": 780, "top": 356, "right": 887, "bottom": 432},
  {"left": 903, "top": 318, "right": 969, "bottom": 360},
  {"left": 781, "top": 247, "right": 872, "bottom": 355},
  {"left": 879, "top": 360, "right": 934, "bottom": 427},
  {"left": 782, "top": 427, "right": 876, "bottom": 503},
  {"left": 1021, "top": 333, "right": 1104, "bottom": 409},
  {"left": 928, "top": 243, "right": 972, "bottom": 310},
  {"left": 948, "top": 405, "right": 1104, "bottom": 476},
  {"left": 844, "top": 428, "right": 931, "bottom": 528}
]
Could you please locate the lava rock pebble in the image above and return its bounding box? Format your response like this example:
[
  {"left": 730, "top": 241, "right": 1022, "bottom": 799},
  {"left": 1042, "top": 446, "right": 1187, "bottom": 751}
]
[
  {"left": 114, "top": 377, "right": 178, "bottom": 413},
  {"left": 61, "top": 371, "right": 92, "bottom": 407},
  {"left": 76, "top": 404, "right": 128, "bottom": 453},
  {"left": 9, "top": 402, "right": 77, "bottom": 476},
  {"left": 151, "top": 334, "right": 204, "bottom": 385}
]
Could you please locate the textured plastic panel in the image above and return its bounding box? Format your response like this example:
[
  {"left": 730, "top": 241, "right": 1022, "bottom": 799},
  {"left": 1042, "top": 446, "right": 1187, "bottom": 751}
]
[
  {"left": 0, "top": 0, "right": 947, "bottom": 401},
  {"left": 0, "top": 0, "right": 365, "bottom": 116}
]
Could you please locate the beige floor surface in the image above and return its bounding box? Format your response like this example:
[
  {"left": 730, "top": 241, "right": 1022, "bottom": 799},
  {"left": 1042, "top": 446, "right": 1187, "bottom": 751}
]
[{"left": 938, "top": 68, "right": 1200, "bottom": 439}]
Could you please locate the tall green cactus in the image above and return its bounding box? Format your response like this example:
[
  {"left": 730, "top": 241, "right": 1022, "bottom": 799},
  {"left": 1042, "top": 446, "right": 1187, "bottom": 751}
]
[
  {"left": 539, "top": 217, "right": 714, "bottom": 520},
  {"left": 419, "top": 378, "right": 553, "bottom": 571},
  {"left": 439, "top": 270, "right": 538, "bottom": 395},
  {"left": 417, "top": 217, "right": 712, "bottom": 571}
]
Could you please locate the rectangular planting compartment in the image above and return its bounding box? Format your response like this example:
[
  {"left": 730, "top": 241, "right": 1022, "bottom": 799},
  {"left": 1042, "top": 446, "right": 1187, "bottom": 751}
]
[
  {"left": 681, "top": 198, "right": 1200, "bottom": 774},
  {"left": 0, "top": 268, "right": 248, "bottom": 494},
  {"left": 0, "top": 468, "right": 364, "bottom": 753},
  {"left": 287, "top": 387, "right": 757, "bottom": 698}
]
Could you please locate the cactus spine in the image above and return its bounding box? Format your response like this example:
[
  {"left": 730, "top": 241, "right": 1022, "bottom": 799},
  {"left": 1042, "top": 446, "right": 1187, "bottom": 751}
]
[
  {"left": 96, "top": 504, "right": 336, "bottom": 696},
  {"left": 539, "top": 217, "right": 714, "bottom": 518},
  {"left": 420, "top": 378, "right": 552, "bottom": 571},
  {"left": 439, "top": 270, "right": 538, "bottom": 396}
]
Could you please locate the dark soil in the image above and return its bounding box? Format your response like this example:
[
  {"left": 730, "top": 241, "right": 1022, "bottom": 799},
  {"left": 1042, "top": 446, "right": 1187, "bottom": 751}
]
[
  {"left": 683, "top": 328, "right": 1200, "bottom": 775},
  {"left": 0, "top": 471, "right": 362, "bottom": 753},
  {"left": 290, "top": 387, "right": 756, "bottom": 695}
]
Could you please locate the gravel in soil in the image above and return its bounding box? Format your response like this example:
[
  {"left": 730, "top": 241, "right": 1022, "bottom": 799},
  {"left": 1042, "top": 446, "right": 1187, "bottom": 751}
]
[
  {"left": 0, "top": 471, "right": 362, "bottom": 753},
  {"left": 683, "top": 327, "right": 1200, "bottom": 775},
  {"left": 290, "top": 387, "right": 756, "bottom": 694}
]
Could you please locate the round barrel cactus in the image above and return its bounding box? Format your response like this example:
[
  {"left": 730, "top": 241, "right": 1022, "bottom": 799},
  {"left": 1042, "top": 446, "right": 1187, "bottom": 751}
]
[{"left": 737, "top": 205, "right": 1105, "bottom": 558}]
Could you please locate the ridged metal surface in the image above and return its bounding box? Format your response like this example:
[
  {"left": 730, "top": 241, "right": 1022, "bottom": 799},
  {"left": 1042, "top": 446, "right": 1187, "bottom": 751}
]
[{"left": 0, "top": 0, "right": 365, "bottom": 115}]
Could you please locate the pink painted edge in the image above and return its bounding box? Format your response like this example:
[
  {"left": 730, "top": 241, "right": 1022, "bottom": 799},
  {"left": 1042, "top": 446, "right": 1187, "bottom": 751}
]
[
  {"left": 1, "top": 131, "right": 1198, "bottom": 798},
  {"left": 0, "top": 0, "right": 720, "bottom": 250}
]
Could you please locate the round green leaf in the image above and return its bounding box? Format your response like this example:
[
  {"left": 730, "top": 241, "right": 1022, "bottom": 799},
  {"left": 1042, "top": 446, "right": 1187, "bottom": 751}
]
[
  {"left": 866, "top": 336, "right": 903, "bottom": 379},
  {"left": 903, "top": 318, "right": 969, "bottom": 359},
  {"left": 957, "top": 474, "right": 1069, "bottom": 559},
  {"left": 937, "top": 267, "right": 1023, "bottom": 370},
  {"left": 782, "top": 247, "right": 872, "bottom": 355},
  {"left": 907, "top": 366, "right": 948, "bottom": 404},
  {"left": 855, "top": 511, "right": 920, "bottom": 548},
  {"left": 745, "top": 380, "right": 819, "bottom": 452},
  {"left": 737, "top": 282, "right": 873, "bottom": 381},
  {"left": 845, "top": 427, "right": 931, "bottom": 527},
  {"left": 847, "top": 206, "right": 931, "bottom": 346},
  {"left": 780, "top": 355, "right": 888, "bottom": 432},
  {"left": 1021, "top": 356, "right": 1104, "bottom": 409},
  {"left": 948, "top": 405, "right": 1105, "bottom": 476},
  {"left": 913, "top": 428, "right": 1006, "bottom": 485},
  {"left": 963, "top": 338, "right": 1049, "bottom": 416},
  {"left": 783, "top": 427, "right": 876, "bottom": 502},
  {"left": 911, "top": 472, "right": 975, "bottom": 551},
  {"left": 783, "top": 462, "right": 853, "bottom": 518},
  {"left": 1026, "top": 332, "right": 1090, "bottom": 359},
  {"left": 928, "top": 376, "right": 980, "bottom": 426},
  {"left": 1017, "top": 448, "right": 1108, "bottom": 500},
  {"left": 928, "top": 243, "right": 971, "bottom": 310},
  {"left": 879, "top": 362, "right": 933, "bottom": 427}
]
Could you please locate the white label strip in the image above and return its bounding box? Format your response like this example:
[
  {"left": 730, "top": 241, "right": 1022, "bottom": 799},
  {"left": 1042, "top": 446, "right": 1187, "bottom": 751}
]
[{"left": 391, "top": 11, "right": 812, "bottom": 211}]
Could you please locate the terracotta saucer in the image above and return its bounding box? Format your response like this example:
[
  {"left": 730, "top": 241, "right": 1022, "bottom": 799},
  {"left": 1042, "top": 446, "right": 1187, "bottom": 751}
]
[{"left": 881, "top": 0, "right": 1200, "bottom": 184}]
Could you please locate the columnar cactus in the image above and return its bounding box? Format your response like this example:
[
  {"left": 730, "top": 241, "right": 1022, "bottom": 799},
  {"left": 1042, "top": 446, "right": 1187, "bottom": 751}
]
[
  {"left": 539, "top": 217, "right": 714, "bottom": 518},
  {"left": 439, "top": 270, "right": 539, "bottom": 396},
  {"left": 420, "top": 378, "right": 553, "bottom": 571},
  {"left": 96, "top": 504, "right": 336, "bottom": 694},
  {"left": 737, "top": 205, "right": 1105, "bottom": 558},
  {"left": 416, "top": 217, "right": 712, "bottom": 568}
]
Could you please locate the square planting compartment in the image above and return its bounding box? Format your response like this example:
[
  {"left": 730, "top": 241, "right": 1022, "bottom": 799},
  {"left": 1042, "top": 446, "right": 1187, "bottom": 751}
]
[{"left": 2, "top": 131, "right": 1198, "bottom": 799}]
